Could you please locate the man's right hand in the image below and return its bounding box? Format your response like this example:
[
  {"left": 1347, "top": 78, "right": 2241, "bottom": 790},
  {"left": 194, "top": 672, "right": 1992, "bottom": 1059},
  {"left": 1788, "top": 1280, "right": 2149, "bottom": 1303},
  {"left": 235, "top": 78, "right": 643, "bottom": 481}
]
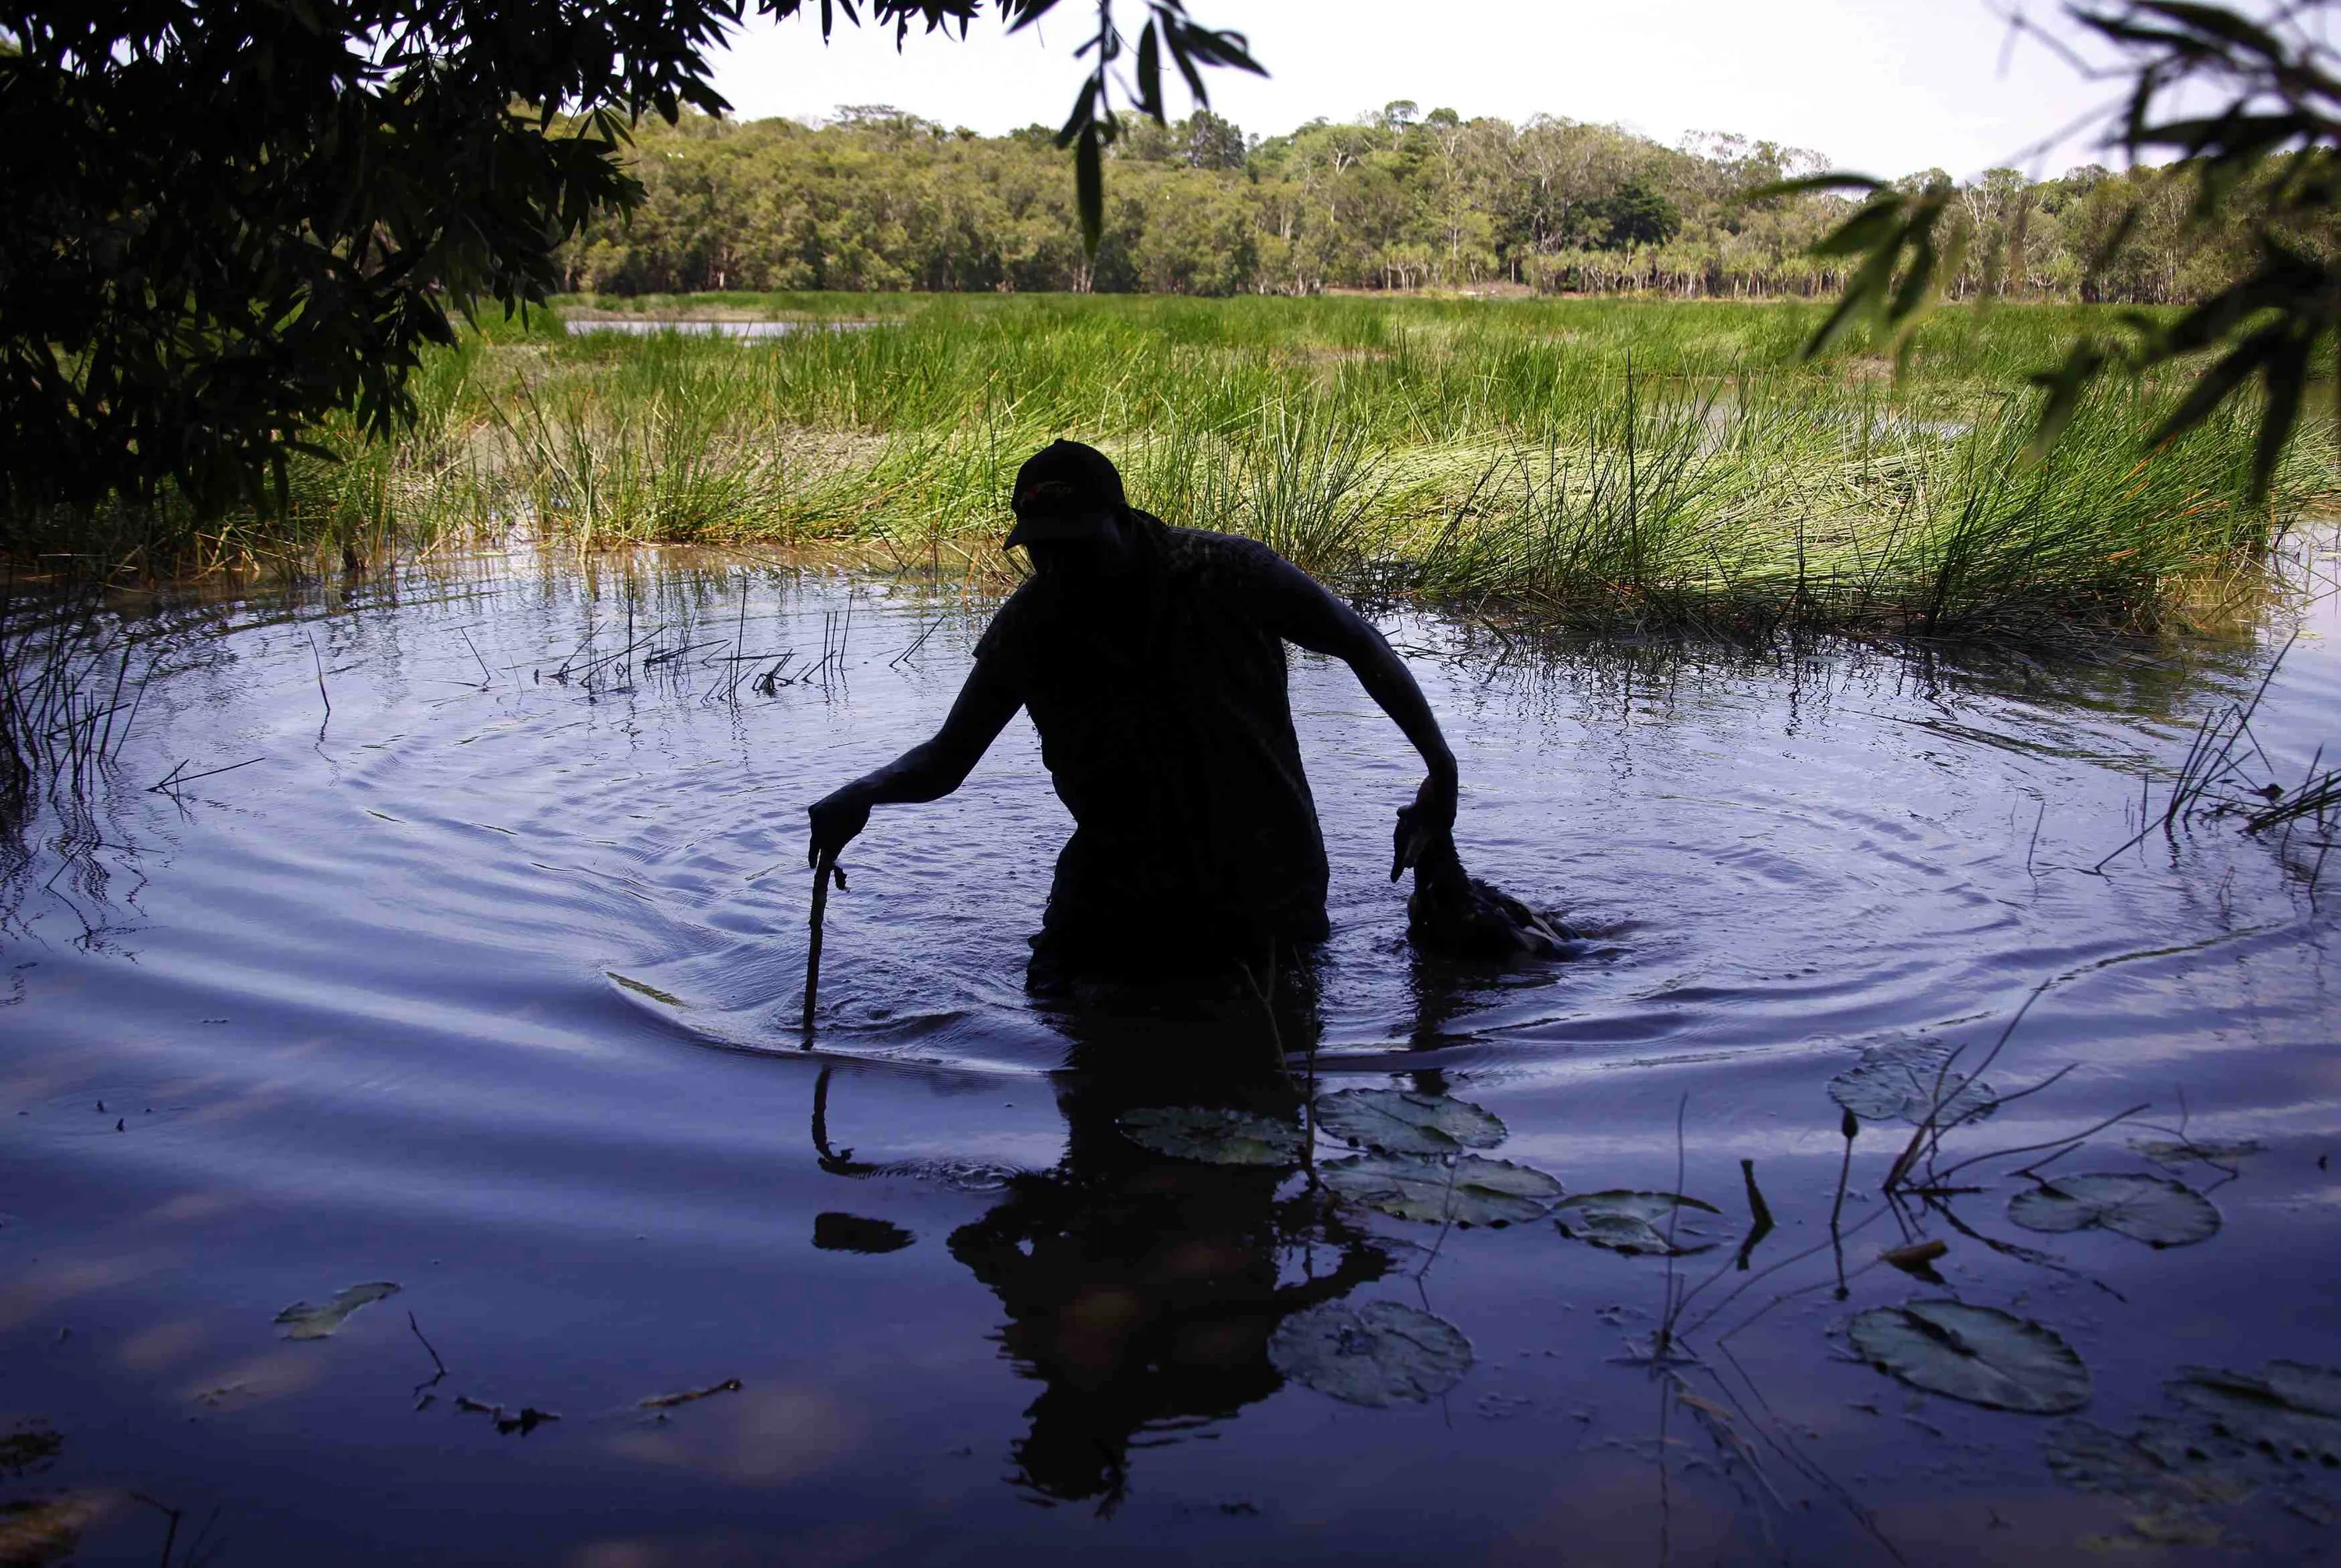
[{"left": 807, "top": 785, "right": 873, "bottom": 869}]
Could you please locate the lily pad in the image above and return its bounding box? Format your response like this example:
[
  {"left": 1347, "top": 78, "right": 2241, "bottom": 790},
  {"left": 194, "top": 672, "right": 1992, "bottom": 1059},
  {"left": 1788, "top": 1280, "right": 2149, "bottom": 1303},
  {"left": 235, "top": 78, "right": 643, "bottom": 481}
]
[
  {"left": 1553, "top": 1190, "right": 1721, "bottom": 1255},
  {"left": 1321, "top": 1153, "right": 1563, "bottom": 1226},
  {"left": 1118, "top": 1106, "right": 1304, "bottom": 1166},
  {"left": 1828, "top": 1042, "right": 1996, "bottom": 1127},
  {"left": 2166, "top": 1362, "right": 2341, "bottom": 1465},
  {"left": 1846, "top": 1300, "right": 2090, "bottom": 1414},
  {"left": 2007, "top": 1173, "right": 2221, "bottom": 1248},
  {"left": 1314, "top": 1089, "right": 1506, "bottom": 1155},
  {"left": 275, "top": 1282, "right": 400, "bottom": 1340},
  {"left": 1266, "top": 1299, "right": 1473, "bottom": 1407}
]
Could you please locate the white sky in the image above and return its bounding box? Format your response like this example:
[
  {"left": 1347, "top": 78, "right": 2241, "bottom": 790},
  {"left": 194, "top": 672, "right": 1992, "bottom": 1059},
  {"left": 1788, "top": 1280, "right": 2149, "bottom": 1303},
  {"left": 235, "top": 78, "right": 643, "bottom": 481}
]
[{"left": 708, "top": 1, "right": 2134, "bottom": 182}]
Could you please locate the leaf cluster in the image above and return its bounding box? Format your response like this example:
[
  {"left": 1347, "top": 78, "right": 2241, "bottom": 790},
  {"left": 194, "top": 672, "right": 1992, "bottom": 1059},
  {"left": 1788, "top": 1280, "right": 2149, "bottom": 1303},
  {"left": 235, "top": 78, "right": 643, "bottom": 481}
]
[
  {"left": 1773, "top": 2, "right": 2341, "bottom": 498},
  {"left": 1007, "top": 0, "right": 1263, "bottom": 254}
]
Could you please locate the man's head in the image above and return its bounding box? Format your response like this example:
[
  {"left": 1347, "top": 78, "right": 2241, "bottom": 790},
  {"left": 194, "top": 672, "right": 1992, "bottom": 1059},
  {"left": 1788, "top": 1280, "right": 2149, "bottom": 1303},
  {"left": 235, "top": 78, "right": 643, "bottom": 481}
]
[{"left": 1007, "top": 440, "right": 1135, "bottom": 578}]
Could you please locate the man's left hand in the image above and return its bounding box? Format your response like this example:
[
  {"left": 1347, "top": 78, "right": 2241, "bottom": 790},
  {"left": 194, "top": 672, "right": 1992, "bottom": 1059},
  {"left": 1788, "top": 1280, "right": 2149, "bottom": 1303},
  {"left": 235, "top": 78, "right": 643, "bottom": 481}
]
[{"left": 1391, "top": 772, "right": 1460, "bottom": 882}]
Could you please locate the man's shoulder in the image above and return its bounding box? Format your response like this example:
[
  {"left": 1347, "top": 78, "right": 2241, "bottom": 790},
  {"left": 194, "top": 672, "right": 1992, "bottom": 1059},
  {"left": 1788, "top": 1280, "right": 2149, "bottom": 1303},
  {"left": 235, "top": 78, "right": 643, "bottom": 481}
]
[
  {"left": 1158, "top": 521, "right": 1286, "bottom": 580},
  {"left": 974, "top": 575, "right": 1048, "bottom": 658}
]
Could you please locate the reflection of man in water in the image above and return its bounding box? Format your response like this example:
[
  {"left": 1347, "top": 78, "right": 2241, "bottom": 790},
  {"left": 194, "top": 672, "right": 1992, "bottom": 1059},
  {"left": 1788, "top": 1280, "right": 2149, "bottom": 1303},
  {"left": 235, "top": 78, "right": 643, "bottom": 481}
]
[
  {"left": 806, "top": 439, "right": 1462, "bottom": 988},
  {"left": 943, "top": 1045, "right": 1390, "bottom": 1509}
]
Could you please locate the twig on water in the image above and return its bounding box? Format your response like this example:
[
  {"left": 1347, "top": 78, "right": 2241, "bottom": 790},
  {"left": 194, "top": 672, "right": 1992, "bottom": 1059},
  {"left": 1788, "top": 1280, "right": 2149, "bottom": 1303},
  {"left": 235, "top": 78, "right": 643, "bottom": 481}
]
[
  {"left": 147, "top": 757, "right": 264, "bottom": 793},
  {"left": 458, "top": 629, "right": 494, "bottom": 687},
  {"left": 304, "top": 628, "right": 330, "bottom": 728}
]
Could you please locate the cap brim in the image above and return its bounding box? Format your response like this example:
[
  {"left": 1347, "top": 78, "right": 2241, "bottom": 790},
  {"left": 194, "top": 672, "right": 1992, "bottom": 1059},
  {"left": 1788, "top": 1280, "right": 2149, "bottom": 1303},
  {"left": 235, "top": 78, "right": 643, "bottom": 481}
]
[{"left": 1004, "top": 510, "right": 1115, "bottom": 549}]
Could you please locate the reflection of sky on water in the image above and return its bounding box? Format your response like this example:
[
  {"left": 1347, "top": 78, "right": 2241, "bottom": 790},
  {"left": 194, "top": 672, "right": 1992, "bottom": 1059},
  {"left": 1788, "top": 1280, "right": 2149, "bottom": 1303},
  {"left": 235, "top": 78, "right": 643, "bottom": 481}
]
[{"left": 1, "top": 539, "right": 2336, "bottom": 1563}]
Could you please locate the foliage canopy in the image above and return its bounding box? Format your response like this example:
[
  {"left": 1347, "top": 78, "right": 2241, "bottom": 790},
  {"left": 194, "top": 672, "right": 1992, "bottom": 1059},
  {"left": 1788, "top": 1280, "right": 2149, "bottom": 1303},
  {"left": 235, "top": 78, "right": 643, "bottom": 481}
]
[{"left": 0, "top": 0, "right": 1253, "bottom": 517}]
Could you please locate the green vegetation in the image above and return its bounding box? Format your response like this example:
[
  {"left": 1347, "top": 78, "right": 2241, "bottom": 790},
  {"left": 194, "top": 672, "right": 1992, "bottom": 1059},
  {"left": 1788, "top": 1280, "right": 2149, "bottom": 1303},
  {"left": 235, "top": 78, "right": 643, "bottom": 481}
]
[
  {"left": 31, "top": 294, "right": 2320, "bottom": 644},
  {"left": 562, "top": 105, "right": 2327, "bottom": 306}
]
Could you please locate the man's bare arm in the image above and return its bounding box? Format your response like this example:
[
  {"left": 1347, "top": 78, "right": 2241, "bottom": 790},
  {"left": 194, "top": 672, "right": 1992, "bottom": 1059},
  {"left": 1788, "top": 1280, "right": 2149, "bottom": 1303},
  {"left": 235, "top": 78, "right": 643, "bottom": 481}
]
[
  {"left": 1250, "top": 549, "right": 1460, "bottom": 880},
  {"left": 806, "top": 656, "right": 1022, "bottom": 867}
]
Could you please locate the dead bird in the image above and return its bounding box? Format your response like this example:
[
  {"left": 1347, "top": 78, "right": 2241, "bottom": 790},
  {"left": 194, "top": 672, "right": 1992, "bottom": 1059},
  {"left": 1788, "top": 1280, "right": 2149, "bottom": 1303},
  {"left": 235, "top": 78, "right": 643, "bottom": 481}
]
[{"left": 1403, "top": 838, "right": 1575, "bottom": 961}]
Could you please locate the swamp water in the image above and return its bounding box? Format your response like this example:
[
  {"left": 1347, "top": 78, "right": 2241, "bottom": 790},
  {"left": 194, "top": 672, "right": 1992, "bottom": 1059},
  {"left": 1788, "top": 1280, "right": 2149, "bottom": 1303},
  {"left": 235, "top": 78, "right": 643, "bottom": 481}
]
[{"left": 2, "top": 546, "right": 2338, "bottom": 1566}]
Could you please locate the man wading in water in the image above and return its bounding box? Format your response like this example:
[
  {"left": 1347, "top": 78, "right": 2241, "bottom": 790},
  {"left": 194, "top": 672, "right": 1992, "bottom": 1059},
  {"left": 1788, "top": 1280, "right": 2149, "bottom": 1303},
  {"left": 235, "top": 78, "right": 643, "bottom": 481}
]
[{"left": 807, "top": 439, "right": 1550, "bottom": 992}]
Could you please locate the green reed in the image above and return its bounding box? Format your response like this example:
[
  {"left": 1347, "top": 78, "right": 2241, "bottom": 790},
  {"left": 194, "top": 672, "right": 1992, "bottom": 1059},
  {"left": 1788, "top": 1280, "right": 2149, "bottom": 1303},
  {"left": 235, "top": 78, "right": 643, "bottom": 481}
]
[{"left": 20, "top": 293, "right": 2326, "bottom": 640}]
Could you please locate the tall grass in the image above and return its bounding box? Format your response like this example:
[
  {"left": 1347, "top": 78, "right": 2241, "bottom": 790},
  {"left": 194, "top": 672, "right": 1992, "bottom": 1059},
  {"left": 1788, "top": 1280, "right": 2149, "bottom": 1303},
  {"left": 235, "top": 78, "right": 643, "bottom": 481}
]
[{"left": 11, "top": 293, "right": 2329, "bottom": 640}]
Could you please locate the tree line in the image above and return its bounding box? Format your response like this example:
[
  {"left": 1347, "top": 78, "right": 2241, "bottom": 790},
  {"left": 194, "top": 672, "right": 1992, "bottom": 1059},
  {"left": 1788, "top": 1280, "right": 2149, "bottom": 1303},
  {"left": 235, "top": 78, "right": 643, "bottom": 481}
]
[{"left": 561, "top": 101, "right": 2322, "bottom": 304}]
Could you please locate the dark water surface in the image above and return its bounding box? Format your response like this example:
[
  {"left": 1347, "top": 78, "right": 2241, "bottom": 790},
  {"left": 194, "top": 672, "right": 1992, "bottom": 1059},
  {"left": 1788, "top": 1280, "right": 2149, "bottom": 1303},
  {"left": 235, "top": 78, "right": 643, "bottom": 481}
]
[{"left": 4, "top": 544, "right": 2338, "bottom": 1565}]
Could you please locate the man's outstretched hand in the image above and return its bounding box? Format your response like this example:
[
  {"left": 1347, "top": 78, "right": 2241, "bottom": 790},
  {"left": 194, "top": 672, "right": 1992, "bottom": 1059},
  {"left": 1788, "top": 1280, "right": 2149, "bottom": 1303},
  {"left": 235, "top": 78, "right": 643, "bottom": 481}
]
[
  {"left": 808, "top": 785, "right": 872, "bottom": 871},
  {"left": 1390, "top": 772, "right": 1460, "bottom": 883}
]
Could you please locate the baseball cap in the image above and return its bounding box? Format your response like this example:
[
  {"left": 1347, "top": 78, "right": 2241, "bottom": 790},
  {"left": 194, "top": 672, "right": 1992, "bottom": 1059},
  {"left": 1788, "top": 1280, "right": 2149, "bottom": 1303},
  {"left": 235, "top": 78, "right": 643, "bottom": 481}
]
[{"left": 1005, "top": 439, "right": 1127, "bottom": 548}]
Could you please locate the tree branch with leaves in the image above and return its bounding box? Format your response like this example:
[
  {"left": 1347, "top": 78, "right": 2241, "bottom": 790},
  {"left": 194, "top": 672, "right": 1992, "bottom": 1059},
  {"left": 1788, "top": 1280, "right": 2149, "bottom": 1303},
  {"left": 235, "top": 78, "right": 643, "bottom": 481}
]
[{"left": 1771, "top": 1, "right": 2339, "bottom": 499}]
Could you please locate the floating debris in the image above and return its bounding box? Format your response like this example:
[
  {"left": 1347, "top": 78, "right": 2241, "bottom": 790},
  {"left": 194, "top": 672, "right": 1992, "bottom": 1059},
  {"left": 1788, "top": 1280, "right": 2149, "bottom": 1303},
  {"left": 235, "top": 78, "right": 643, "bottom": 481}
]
[
  {"left": 1322, "top": 1153, "right": 1563, "bottom": 1226},
  {"left": 1117, "top": 1105, "right": 1304, "bottom": 1166},
  {"left": 1553, "top": 1191, "right": 1721, "bottom": 1256},
  {"left": 1846, "top": 1300, "right": 2090, "bottom": 1414},
  {"left": 275, "top": 1282, "right": 400, "bottom": 1340},
  {"left": 455, "top": 1396, "right": 559, "bottom": 1436},
  {"left": 605, "top": 972, "right": 685, "bottom": 1008},
  {"left": 1313, "top": 1088, "right": 1506, "bottom": 1155},
  {"left": 1267, "top": 1300, "right": 1473, "bottom": 1407},
  {"left": 638, "top": 1378, "right": 744, "bottom": 1410},
  {"left": 2007, "top": 1172, "right": 2222, "bottom": 1248}
]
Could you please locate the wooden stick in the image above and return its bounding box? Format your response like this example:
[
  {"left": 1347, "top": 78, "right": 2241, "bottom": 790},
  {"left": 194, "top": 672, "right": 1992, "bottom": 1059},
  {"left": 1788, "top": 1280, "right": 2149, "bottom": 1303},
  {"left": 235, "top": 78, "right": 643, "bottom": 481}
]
[{"left": 802, "top": 848, "right": 843, "bottom": 1041}]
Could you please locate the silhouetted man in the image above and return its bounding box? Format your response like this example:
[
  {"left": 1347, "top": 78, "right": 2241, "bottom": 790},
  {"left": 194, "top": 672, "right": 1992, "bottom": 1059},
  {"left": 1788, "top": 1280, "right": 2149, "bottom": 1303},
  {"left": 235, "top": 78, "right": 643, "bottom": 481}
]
[{"left": 806, "top": 439, "right": 1462, "bottom": 988}]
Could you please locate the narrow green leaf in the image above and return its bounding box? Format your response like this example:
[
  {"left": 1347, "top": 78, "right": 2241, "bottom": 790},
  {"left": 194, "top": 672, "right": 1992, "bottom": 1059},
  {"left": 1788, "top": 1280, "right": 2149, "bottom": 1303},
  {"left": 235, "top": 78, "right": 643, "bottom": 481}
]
[
  {"left": 2250, "top": 332, "right": 2311, "bottom": 504},
  {"left": 1135, "top": 20, "right": 1163, "bottom": 120},
  {"left": 1075, "top": 120, "right": 1103, "bottom": 257}
]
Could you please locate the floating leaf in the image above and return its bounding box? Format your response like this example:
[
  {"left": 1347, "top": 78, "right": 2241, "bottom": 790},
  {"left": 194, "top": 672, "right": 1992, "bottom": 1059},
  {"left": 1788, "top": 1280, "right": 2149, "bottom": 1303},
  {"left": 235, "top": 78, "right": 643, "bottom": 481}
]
[
  {"left": 1266, "top": 1299, "right": 1473, "bottom": 1407},
  {"left": 2166, "top": 1362, "right": 2341, "bottom": 1465},
  {"left": 1846, "top": 1300, "right": 2090, "bottom": 1414},
  {"left": 1880, "top": 1239, "right": 1949, "bottom": 1281},
  {"left": 1553, "top": 1191, "right": 1721, "bottom": 1255},
  {"left": 812, "top": 1213, "right": 913, "bottom": 1254},
  {"left": 2008, "top": 1173, "right": 2220, "bottom": 1248},
  {"left": 1321, "top": 1153, "right": 1562, "bottom": 1226},
  {"left": 1313, "top": 1089, "right": 1506, "bottom": 1155},
  {"left": 2130, "top": 1137, "right": 2263, "bottom": 1170},
  {"left": 1118, "top": 1106, "right": 1303, "bottom": 1166},
  {"left": 275, "top": 1282, "right": 400, "bottom": 1340},
  {"left": 1828, "top": 1043, "right": 1995, "bottom": 1126}
]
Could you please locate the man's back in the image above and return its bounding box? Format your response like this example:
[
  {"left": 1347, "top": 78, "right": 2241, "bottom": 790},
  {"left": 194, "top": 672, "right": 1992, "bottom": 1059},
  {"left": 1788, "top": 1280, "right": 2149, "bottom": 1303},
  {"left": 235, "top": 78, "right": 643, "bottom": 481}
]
[{"left": 975, "top": 517, "right": 1330, "bottom": 961}]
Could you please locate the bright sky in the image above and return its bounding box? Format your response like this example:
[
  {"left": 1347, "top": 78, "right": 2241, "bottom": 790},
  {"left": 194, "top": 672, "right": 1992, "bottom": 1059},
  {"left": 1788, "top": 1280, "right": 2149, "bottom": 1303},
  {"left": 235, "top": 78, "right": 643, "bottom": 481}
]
[{"left": 709, "top": 1, "right": 2132, "bottom": 182}]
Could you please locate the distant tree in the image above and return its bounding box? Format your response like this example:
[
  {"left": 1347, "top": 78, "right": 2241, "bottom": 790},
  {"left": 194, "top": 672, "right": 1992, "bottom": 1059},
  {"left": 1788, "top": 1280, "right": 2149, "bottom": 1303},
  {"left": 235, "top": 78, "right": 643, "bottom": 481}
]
[
  {"left": 1579, "top": 179, "right": 1682, "bottom": 250},
  {"left": 1184, "top": 108, "right": 1249, "bottom": 171}
]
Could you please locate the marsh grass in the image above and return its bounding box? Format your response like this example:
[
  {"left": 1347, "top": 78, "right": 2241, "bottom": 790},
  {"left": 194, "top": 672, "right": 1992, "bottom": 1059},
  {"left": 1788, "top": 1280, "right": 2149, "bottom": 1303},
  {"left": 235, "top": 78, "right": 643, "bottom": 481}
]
[{"left": 11, "top": 294, "right": 2330, "bottom": 640}]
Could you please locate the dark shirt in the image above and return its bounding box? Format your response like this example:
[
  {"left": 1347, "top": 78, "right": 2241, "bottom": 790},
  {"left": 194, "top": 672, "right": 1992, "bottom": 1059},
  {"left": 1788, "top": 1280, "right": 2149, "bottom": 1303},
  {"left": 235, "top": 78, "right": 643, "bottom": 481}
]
[{"left": 974, "top": 515, "right": 1330, "bottom": 958}]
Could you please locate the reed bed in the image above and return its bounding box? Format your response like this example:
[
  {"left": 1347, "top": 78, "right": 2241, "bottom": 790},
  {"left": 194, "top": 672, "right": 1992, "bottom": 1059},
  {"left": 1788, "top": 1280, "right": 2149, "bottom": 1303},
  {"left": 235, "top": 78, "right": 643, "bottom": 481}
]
[{"left": 12, "top": 295, "right": 2330, "bottom": 641}]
